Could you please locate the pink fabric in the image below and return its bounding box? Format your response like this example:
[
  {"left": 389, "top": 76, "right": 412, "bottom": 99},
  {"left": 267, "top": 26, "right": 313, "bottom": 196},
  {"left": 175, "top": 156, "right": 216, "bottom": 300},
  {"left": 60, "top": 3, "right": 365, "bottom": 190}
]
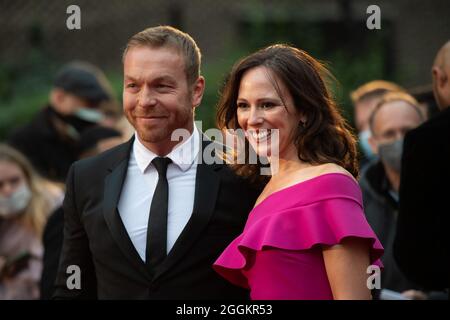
[{"left": 213, "top": 173, "right": 384, "bottom": 300}]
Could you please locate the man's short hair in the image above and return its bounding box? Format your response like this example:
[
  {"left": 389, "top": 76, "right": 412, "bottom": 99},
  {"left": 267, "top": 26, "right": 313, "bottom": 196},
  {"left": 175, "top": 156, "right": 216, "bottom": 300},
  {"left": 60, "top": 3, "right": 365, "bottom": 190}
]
[
  {"left": 122, "top": 25, "right": 201, "bottom": 86},
  {"left": 369, "top": 91, "right": 425, "bottom": 135},
  {"left": 350, "top": 80, "right": 405, "bottom": 105}
]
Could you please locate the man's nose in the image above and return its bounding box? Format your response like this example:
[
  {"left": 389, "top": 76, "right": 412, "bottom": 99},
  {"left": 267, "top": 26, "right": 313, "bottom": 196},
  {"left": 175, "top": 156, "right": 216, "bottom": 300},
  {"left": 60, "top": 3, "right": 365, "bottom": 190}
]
[
  {"left": 394, "top": 131, "right": 405, "bottom": 141},
  {"left": 138, "top": 86, "right": 157, "bottom": 108}
]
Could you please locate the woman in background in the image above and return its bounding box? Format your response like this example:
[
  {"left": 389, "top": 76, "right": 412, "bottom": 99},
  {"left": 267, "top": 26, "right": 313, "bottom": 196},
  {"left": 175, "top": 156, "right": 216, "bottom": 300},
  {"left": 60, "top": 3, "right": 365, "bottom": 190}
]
[{"left": 0, "top": 144, "right": 62, "bottom": 299}]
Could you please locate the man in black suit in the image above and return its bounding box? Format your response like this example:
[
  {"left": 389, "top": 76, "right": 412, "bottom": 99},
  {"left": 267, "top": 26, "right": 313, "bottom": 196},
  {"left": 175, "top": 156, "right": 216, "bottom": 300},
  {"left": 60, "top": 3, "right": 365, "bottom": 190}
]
[
  {"left": 394, "top": 41, "right": 450, "bottom": 292},
  {"left": 53, "top": 26, "right": 261, "bottom": 299}
]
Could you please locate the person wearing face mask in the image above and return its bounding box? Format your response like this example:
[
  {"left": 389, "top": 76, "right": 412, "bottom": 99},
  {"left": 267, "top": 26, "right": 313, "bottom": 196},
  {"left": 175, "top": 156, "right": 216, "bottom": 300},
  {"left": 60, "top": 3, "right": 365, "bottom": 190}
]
[
  {"left": 0, "top": 144, "right": 63, "bottom": 299},
  {"left": 350, "top": 81, "right": 407, "bottom": 170},
  {"left": 358, "top": 91, "right": 425, "bottom": 298},
  {"left": 394, "top": 41, "right": 450, "bottom": 294},
  {"left": 7, "top": 61, "right": 120, "bottom": 183}
]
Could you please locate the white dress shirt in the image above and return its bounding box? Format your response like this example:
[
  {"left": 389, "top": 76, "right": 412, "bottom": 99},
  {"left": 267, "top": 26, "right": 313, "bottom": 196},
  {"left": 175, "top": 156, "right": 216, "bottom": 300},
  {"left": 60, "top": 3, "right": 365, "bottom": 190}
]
[{"left": 118, "top": 125, "right": 200, "bottom": 262}]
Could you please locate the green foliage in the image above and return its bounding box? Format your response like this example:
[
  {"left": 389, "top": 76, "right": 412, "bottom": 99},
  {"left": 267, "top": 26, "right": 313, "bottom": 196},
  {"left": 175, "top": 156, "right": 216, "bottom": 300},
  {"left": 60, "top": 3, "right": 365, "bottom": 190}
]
[
  {"left": 1, "top": 14, "right": 399, "bottom": 138},
  {"left": 233, "top": 16, "right": 399, "bottom": 129},
  {"left": 196, "top": 48, "right": 251, "bottom": 130},
  {"left": 0, "top": 48, "right": 57, "bottom": 139}
]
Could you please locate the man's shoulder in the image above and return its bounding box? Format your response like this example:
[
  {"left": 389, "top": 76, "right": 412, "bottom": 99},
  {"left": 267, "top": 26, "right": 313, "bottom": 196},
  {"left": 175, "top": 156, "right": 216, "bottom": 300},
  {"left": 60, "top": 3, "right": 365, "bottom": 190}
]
[
  {"left": 8, "top": 107, "right": 53, "bottom": 143},
  {"left": 72, "top": 138, "right": 133, "bottom": 174},
  {"left": 407, "top": 107, "right": 450, "bottom": 141},
  {"left": 359, "top": 161, "right": 386, "bottom": 198}
]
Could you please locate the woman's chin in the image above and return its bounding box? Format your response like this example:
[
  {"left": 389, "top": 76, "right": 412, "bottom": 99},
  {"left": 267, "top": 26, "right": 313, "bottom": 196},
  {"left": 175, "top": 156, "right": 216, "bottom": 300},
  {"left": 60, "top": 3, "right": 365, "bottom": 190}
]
[{"left": 251, "top": 145, "right": 272, "bottom": 158}]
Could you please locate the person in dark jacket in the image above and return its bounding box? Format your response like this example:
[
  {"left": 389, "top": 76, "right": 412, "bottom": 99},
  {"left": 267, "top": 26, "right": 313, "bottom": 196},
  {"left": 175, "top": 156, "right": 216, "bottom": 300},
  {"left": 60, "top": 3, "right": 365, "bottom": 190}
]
[
  {"left": 394, "top": 41, "right": 450, "bottom": 293},
  {"left": 7, "top": 61, "right": 118, "bottom": 183},
  {"left": 40, "top": 126, "right": 123, "bottom": 300},
  {"left": 360, "top": 91, "right": 426, "bottom": 298},
  {"left": 350, "top": 80, "right": 406, "bottom": 170}
]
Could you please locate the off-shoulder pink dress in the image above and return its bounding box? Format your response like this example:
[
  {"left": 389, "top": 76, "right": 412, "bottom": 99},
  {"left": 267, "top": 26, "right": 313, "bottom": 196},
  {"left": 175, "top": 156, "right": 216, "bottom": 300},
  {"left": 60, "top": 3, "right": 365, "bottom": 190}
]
[{"left": 213, "top": 173, "right": 384, "bottom": 300}]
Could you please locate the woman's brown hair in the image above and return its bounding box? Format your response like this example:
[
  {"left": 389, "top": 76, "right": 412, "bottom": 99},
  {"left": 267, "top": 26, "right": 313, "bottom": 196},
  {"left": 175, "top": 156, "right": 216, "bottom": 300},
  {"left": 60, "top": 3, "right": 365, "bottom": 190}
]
[{"left": 216, "top": 44, "right": 359, "bottom": 180}]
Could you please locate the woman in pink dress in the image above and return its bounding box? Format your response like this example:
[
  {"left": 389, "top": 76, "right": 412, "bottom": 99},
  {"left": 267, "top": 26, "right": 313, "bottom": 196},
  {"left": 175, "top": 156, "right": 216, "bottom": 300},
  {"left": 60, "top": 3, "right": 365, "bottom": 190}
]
[{"left": 214, "top": 44, "right": 384, "bottom": 300}]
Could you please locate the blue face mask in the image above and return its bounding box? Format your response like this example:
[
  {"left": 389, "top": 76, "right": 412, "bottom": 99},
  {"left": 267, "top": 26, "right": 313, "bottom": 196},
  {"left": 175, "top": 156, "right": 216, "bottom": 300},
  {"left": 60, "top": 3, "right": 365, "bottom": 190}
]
[{"left": 358, "top": 130, "right": 377, "bottom": 160}]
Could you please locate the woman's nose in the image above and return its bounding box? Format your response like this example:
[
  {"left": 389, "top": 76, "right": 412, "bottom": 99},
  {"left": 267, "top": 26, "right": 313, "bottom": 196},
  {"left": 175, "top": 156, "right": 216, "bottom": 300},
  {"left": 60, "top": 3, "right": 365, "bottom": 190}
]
[
  {"left": 0, "top": 182, "right": 17, "bottom": 198},
  {"left": 247, "top": 107, "right": 264, "bottom": 126}
]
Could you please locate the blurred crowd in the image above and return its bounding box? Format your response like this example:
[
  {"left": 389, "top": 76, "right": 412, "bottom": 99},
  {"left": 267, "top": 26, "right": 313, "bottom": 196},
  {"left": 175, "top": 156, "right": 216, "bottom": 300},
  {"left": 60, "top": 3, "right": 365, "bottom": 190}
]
[
  {"left": 0, "top": 41, "right": 448, "bottom": 300},
  {"left": 0, "top": 61, "right": 132, "bottom": 299}
]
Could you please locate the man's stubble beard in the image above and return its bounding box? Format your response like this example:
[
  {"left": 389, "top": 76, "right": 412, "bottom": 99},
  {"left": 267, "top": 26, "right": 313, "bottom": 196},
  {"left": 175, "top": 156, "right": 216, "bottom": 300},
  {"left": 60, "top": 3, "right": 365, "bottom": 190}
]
[{"left": 128, "top": 107, "right": 194, "bottom": 145}]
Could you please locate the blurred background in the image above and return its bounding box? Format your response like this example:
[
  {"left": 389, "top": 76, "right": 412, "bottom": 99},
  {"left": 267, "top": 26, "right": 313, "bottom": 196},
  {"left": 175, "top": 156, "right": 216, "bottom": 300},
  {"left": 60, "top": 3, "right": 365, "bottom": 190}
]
[
  {"left": 1, "top": 0, "right": 449, "bottom": 301},
  {"left": 1, "top": 0, "right": 449, "bottom": 137}
]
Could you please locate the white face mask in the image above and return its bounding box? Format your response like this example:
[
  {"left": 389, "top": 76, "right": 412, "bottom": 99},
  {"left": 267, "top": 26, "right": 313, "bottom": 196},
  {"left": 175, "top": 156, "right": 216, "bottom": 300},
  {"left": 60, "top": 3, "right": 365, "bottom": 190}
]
[
  {"left": 0, "top": 184, "right": 32, "bottom": 218},
  {"left": 74, "top": 107, "right": 104, "bottom": 123}
]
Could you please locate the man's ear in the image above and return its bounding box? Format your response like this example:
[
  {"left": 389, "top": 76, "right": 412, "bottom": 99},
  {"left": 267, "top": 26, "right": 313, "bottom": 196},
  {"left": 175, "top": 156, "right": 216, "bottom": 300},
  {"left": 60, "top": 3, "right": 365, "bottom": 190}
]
[
  {"left": 49, "top": 88, "right": 72, "bottom": 114},
  {"left": 432, "top": 66, "right": 447, "bottom": 89},
  {"left": 49, "top": 88, "right": 64, "bottom": 105},
  {"left": 368, "top": 134, "right": 379, "bottom": 155},
  {"left": 191, "top": 76, "right": 205, "bottom": 108}
]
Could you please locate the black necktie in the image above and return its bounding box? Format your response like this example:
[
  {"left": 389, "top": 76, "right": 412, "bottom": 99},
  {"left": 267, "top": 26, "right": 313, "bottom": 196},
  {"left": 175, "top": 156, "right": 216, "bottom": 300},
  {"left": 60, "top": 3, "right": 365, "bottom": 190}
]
[{"left": 146, "top": 157, "right": 172, "bottom": 271}]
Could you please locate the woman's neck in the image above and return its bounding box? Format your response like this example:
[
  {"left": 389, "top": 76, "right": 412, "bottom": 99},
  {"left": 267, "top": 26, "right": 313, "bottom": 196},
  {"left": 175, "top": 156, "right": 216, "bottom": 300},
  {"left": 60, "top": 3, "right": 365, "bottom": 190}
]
[{"left": 269, "top": 152, "right": 311, "bottom": 178}]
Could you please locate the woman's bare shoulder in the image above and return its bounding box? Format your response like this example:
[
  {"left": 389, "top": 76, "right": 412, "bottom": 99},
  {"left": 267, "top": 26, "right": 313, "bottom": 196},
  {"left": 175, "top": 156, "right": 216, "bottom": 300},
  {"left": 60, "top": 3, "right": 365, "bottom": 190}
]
[{"left": 314, "top": 163, "right": 356, "bottom": 182}]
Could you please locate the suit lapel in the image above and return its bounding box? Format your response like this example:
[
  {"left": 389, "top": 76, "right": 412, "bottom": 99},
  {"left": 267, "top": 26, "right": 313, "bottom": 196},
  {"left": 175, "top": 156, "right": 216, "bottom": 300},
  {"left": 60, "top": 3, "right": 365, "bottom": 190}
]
[
  {"left": 102, "top": 137, "right": 152, "bottom": 281},
  {"left": 153, "top": 139, "right": 222, "bottom": 281}
]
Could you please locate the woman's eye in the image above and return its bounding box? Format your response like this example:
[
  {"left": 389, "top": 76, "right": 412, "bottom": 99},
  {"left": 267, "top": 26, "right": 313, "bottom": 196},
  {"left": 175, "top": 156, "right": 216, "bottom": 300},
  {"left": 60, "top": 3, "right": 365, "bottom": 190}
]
[
  {"left": 9, "top": 176, "right": 21, "bottom": 187},
  {"left": 237, "top": 102, "right": 249, "bottom": 109},
  {"left": 261, "top": 102, "right": 275, "bottom": 109}
]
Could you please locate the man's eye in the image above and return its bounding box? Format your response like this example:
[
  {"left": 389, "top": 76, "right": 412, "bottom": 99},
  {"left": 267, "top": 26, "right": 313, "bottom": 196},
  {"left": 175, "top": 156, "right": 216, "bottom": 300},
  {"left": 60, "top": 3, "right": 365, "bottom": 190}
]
[
  {"left": 157, "top": 84, "right": 172, "bottom": 89},
  {"left": 126, "top": 83, "right": 137, "bottom": 88}
]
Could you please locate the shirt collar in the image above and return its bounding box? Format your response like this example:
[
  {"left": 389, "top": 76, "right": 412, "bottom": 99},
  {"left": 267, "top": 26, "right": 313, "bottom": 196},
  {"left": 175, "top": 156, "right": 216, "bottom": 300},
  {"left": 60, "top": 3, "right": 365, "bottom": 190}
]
[{"left": 133, "top": 123, "right": 200, "bottom": 173}]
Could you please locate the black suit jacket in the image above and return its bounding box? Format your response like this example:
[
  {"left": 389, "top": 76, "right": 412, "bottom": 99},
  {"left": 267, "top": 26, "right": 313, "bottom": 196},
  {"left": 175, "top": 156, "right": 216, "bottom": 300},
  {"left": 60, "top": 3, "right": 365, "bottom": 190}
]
[
  {"left": 53, "top": 135, "right": 261, "bottom": 299},
  {"left": 40, "top": 206, "right": 64, "bottom": 299},
  {"left": 394, "top": 107, "right": 450, "bottom": 290}
]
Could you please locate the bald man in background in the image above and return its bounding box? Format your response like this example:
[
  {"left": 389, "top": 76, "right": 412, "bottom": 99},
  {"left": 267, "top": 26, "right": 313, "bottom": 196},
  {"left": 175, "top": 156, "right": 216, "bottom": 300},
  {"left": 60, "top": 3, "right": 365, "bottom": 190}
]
[
  {"left": 350, "top": 80, "right": 406, "bottom": 168},
  {"left": 394, "top": 41, "right": 450, "bottom": 294}
]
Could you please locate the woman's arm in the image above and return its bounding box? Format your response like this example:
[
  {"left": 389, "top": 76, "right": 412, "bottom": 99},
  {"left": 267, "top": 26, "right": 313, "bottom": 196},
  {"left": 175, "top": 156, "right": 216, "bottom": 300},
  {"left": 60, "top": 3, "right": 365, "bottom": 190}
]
[{"left": 322, "top": 237, "right": 372, "bottom": 300}]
